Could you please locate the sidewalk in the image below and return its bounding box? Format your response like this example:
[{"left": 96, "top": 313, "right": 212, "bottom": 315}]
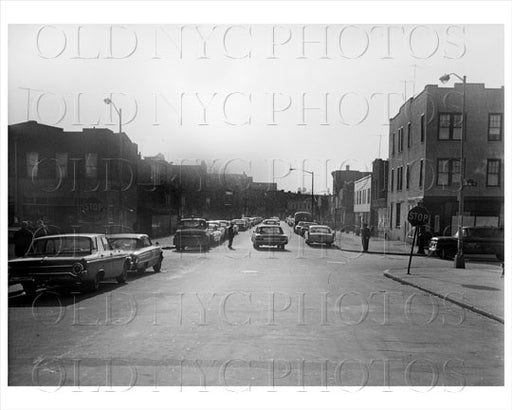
[
  {"left": 336, "top": 231, "right": 414, "bottom": 256},
  {"left": 384, "top": 263, "right": 504, "bottom": 323}
]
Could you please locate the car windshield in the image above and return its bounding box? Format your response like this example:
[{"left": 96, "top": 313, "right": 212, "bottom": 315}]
[
  {"left": 258, "top": 227, "right": 283, "bottom": 235},
  {"left": 109, "top": 238, "right": 140, "bottom": 251},
  {"left": 310, "top": 227, "right": 331, "bottom": 234},
  {"left": 28, "top": 236, "right": 93, "bottom": 256},
  {"left": 179, "top": 220, "right": 206, "bottom": 229}
]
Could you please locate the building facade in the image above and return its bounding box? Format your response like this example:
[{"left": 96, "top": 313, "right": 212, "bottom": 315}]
[
  {"left": 331, "top": 167, "right": 371, "bottom": 231},
  {"left": 370, "top": 158, "right": 389, "bottom": 237},
  {"left": 9, "top": 121, "right": 139, "bottom": 234},
  {"left": 354, "top": 175, "right": 372, "bottom": 228},
  {"left": 387, "top": 83, "right": 504, "bottom": 241}
]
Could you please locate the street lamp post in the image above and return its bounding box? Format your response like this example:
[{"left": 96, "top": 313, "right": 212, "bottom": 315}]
[
  {"left": 290, "top": 168, "right": 315, "bottom": 220},
  {"left": 104, "top": 98, "right": 124, "bottom": 231},
  {"left": 104, "top": 98, "right": 122, "bottom": 134},
  {"left": 439, "top": 73, "right": 466, "bottom": 269}
]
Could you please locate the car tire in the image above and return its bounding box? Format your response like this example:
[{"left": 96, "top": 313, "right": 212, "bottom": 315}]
[
  {"left": 22, "top": 282, "right": 37, "bottom": 298},
  {"left": 153, "top": 257, "right": 162, "bottom": 272},
  {"left": 83, "top": 273, "right": 100, "bottom": 293},
  {"left": 116, "top": 263, "right": 129, "bottom": 283}
]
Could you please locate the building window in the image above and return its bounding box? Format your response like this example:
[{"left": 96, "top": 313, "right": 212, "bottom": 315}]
[
  {"left": 419, "top": 159, "right": 424, "bottom": 188},
  {"left": 389, "top": 203, "right": 393, "bottom": 228},
  {"left": 390, "top": 169, "right": 394, "bottom": 192},
  {"left": 436, "top": 158, "right": 460, "bottom": 186},
  {"left": 398, "top": 128, "right": 404, "bottom": 152},
  {"left": 85, "top": 153, "right": 98, "bottom": 178},
  {"left": 367, "top": 188, "right": 371, "bottom": 204},
  {"left": 407, "top": 122, "right": 411, "bottom": 148},
  {"left": 488, "top": 114, "right": 502, "bottom": 141},
  {"left": 438, "top": 113, "right": 462, "bottom": 140},
  {"left": 487, "top": 159, "right": 501, "bottom": 186},
  {"left": 26, "top": 152, "right": 38, "bottom": 177},
  {"left": 55, "top": 152, "right": 68, "bottom": 178},
  {"left": 395, "top": 203, "right": 401, "bottom": 228},
  {"left": 397, "top": 167, "right": 403, "bottom": 191},
  {"left": 406, "top": 165, "right": 410, "bottom": 189},
  {"left": 392, "top": 133, "right": 395, "bottom": 156},
  {"left": 420, "top": 114, "right": 425, "bottom": 142}
]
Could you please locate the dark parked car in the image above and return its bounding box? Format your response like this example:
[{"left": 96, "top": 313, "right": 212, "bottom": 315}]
[
  {"left": 108, "top": 233, "right": 163, "bottom": 274},
  {"left": 174, "top": 218, "right": 211, "bottom": 251},
  {"left": 429, "top": 226, "right": 504, "bottom": 261},
  {"left": 251, "top": 225, "right": 288, "bottom": 250},
  {"left": 8, "top": 234, "right": 130, "bottom": 296}
]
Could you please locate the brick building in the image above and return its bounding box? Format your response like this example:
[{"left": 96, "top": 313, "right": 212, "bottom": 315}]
[
  {"left": 387, "top": 83, "right": 504, "bottom": 241},
  {"left": 331, "top": 167, "right": 371, "bottom": 231},
  {"left": 8, "top": 121, "right": 139, "bottom": 234}
]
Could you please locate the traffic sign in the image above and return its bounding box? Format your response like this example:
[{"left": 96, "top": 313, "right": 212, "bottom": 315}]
[{"left": 407, "top": 206, "right": 430, "bottom": 227}]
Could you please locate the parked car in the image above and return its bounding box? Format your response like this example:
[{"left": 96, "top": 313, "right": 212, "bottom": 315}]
[
  {"left": 429, "top": 226, "right": 504, "bottom": 261},
  {"left": 233, "top": 219, "right": 248, "bottom": 231},
  {"left": 262, "top": 218, "right": 280, "bottom": 226},
  {"left": 305, "top": 225, "right": 336, "bottom": 246},
  {"left": 251, "top": 225, "right": 288, "bottom": 250},
  {"left": 174, "top": 218, "right": 211, "bottom": 251},
  {"left": 8, "top": 234, "right": 130, "bottom": 296},
  {"left": 107, "top": 233, "right": 163, "bottom": 274},
  {"left": 207, "top": 221, "right": 223, "bottom": 246},
  {"left": 216, "top": 220, "right": 231, "bottom": 238}
]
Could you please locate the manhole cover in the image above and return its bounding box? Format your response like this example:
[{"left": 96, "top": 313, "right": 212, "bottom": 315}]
[{"left": 461, "top": 284, "right": 500, "bottom": 291}]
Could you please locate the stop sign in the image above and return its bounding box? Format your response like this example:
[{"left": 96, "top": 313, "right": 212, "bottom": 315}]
[{"left": 407, "top": 206, "right": 430, "bottom": 227}]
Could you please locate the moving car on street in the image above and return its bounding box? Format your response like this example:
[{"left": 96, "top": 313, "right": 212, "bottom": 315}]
[
  {"left": 8, "top": 234, "right": 130, "bottom": 296},
  {"left": 174, "top": 218, "right": 211, "bottom": 251},
  {"left": 207, "top": 221, "right": 223, "bottom": 246},
  {"left": 233, "top": 219, "right": 249, "bottom": 231},
  {"left": 429, "top": 226, "right": 504, "bottom": 261},
  {"left": 305, "top": 225, "right": 336, "bottom": 246},
  {"left": 262, "top": 218, "right": 280, "bottom": 226},
  {"left": 251, "top": 225, "right": 288, "bottom": 250},
  {"left": 293, "top": 211, "right": 313, "bottom": 227},
  {"left": 107, "top": 233, "right": 163, "bottom": 274},
  {"left": 294, "top": 221, "right": 316, "bottom": 236}
]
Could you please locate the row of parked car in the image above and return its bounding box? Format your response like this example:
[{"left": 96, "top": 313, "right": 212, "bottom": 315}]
[
  {"left": 174, "top": 216, "right": 268, "bottom": 251},
  {"left": 8, "top": 232, "right": 164, "bottom": 297}
]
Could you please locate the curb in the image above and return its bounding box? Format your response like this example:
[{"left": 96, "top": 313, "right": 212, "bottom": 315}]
[
  {"left": 340, "top": 248, "right": 426, "bottom": 257},
  {"left": 383, "top": 269, "right": 504, "bottom": 324}
]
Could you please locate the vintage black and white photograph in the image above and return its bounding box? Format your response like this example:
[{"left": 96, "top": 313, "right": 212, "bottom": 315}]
[{"left": 1, "top": 1, "right": 511, "bottom": 410}]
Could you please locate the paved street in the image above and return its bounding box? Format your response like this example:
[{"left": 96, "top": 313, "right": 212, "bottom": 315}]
[{"left": 8, "top": 223, "right": 503, "bottom": 389}]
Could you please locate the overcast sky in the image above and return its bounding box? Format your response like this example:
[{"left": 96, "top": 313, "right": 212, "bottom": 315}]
[{"left": 8, "top": 24, "right": 504, "bottom": 193}]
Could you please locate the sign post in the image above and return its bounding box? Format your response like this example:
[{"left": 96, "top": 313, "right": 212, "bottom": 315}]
[{"left": 406, "top": 206, "right": 430, "bottom": 275}]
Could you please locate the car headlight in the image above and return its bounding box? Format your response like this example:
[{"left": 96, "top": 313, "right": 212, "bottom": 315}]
[{"left": 72, "top": 262, "right": 84, "bottom": 274}]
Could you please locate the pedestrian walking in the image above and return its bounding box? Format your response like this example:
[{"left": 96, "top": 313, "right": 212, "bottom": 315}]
[
  {"left": 13, "top": 221, "right": 33, "bottom": 257},
  {"left": 361, "top": 223, "right": 371, "bottom": 252},
  {"left": 227, "top": 222, "right": 235, "bottom": 249}
]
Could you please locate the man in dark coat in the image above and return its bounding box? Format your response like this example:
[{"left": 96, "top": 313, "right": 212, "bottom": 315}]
[
  {"left": 227, "top": 222, "right": 235, "bottom": 249},
  {"left": 361, "top": 223, "right": 371, "bottom": 252},
  {"left": 13, "top": 221, "right": 33, "bottom": 257}
]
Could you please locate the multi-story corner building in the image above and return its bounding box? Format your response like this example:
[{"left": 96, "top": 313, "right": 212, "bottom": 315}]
[
  {"left": 331, "top": 166, "right": 371, "bottom": 231},
  {"left": 387, "top": 83, "right": 504, "bottom": 241},
  {"left": 8, "top": 121, "right": 139, "bottom": 234},
  {"left": 353, "top": 175, "right": 372, "bottom": 228}
]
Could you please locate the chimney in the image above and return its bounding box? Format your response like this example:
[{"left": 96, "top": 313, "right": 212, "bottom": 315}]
[{"left": 346, "top": 165, "right": 350, "bottom": 171}]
